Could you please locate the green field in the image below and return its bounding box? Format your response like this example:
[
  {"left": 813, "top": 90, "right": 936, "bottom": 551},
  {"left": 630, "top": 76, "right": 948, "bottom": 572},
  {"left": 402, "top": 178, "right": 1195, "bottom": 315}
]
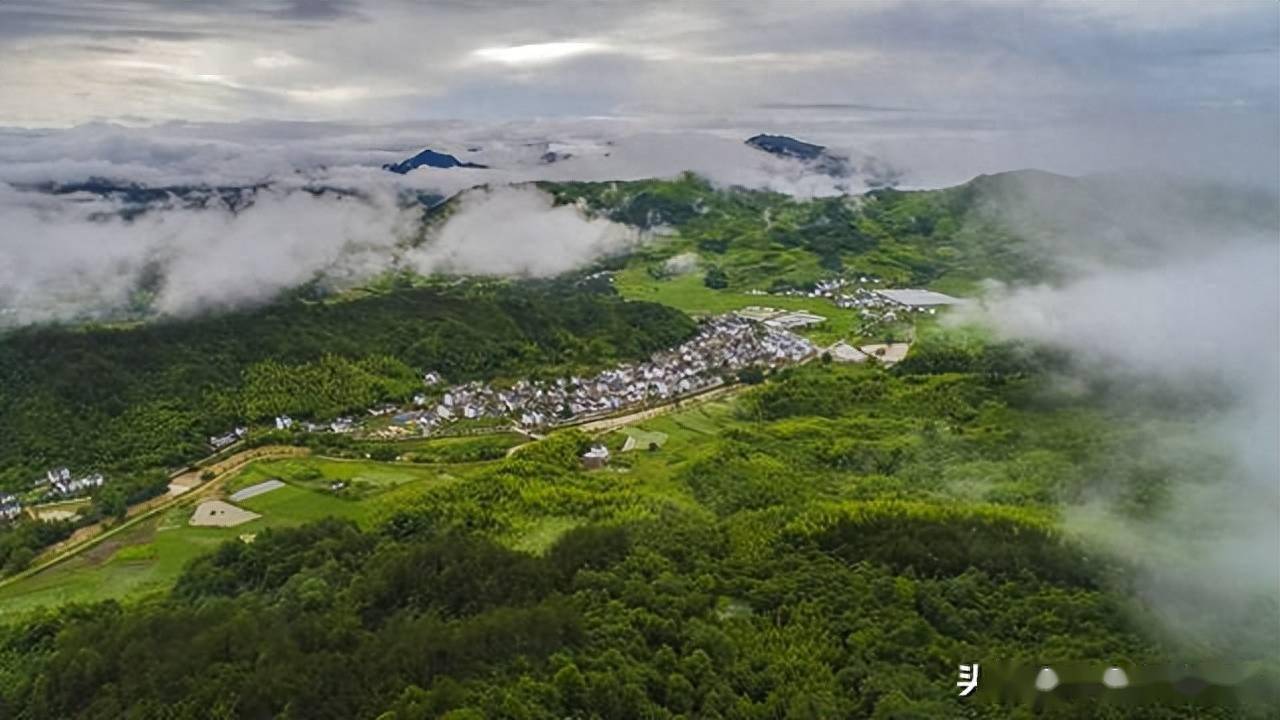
[
  {"left": 226, "top": 455, "right": 484, "bottom": 499},
  {"left": 0, "top": 411, "right": 720, "bottom": 616},
  {"left": 393, "top": 431, "right": 526, "bottom": 462},
  {"left": 614, "top": 266, "right": 909, "bottom": 345},
  {"left": 0, "top": 456, "right": 476, "bottom": 614},
  {"left": 618, "top": 426, "right": 669, "bottom": 451}
]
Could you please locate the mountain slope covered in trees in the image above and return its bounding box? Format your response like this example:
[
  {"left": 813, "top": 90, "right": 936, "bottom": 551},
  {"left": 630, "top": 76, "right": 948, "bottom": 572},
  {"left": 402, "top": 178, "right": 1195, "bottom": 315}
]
[{"left": 0, "top": 281, "right": 694, "bottom": 490}]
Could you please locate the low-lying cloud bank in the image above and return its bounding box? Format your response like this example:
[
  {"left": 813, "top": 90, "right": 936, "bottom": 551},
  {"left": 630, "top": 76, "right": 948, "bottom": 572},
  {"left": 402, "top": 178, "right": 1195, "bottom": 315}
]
[
  {"left": 0, "top": 182, "right": 424, "bottom": 323},
  {"left": 407, "top": 186, "right": 641, "bottom": 278},
  {"left": 0, "top": 120, "right": 892, "bottom": 196},
  {"left": 0, "top": 121, "right": 903, "bottom": 325},
  {"left": 973, "top": 240, "right": 1280, "bottom": 654},
  {"left": 0, "top": 181, "right": 652, "bottom": 325}
]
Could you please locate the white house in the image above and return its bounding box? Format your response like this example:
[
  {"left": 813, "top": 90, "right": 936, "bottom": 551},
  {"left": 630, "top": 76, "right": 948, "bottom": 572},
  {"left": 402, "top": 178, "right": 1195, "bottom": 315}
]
[
  {"left": 0, "top": 494, "right": 21, "bottom": 522},
  {"left": 581, "top": 444, "right": 611, "bottom": 469},
  {"left": 209, "top": 432, "right": 239, "bottom": 450},
  {"left": 275, "top": 415, "right": 293, "bottom": 430}
]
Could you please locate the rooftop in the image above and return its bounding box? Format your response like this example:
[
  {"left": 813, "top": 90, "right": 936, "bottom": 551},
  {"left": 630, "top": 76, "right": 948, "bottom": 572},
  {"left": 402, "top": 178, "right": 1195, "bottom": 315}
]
[{"left": 874, "top": 289, "right": 964, "bottom": 307}]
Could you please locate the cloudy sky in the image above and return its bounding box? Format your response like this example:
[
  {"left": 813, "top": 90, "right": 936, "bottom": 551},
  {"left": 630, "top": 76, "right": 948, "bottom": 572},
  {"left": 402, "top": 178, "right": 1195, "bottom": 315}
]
[
  {"left": 0, "top": 1, "right": 1276, "bottom": 188},
  {"left": 0, "top": 0, "right": 1273, "bottom": 124}
]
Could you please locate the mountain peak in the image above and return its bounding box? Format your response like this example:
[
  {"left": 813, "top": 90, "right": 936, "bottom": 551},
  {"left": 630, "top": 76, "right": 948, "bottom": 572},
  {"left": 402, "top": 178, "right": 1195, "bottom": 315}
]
[
  {"left": 745, "top": 133, "right": 825, "bottom": 161},
  {"left": 383, "top": 147, "right": 488, "bottom": 174}
]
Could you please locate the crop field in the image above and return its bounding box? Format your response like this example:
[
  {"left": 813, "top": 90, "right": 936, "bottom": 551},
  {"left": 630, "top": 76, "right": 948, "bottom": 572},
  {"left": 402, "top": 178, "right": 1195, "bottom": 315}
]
[
  {"left": 0, "top": 455, "right": 475, "bottom": 614},
  {"left": 0, "top": 399, "right": 736, "bottom": 610}
]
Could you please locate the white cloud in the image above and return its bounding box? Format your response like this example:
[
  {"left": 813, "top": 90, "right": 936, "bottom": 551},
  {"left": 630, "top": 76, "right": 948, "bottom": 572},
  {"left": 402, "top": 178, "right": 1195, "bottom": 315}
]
[
  {"left": 472, "top": 41, "right": 606, "bottom": 66},
  {"left": 972, "top": 240, "right": 1280, "bottom": 653},
  {"left": 0, "top": 182, "right": 421, "bottom": 324},
  {"left": 406, "top": 185, "right": 638, "bottom": 277}
]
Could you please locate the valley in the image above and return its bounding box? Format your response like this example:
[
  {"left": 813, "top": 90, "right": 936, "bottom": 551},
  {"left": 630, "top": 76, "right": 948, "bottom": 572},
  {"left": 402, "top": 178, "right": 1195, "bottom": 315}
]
[{"left": 0, "top": 173, "right": 1275, "bottom": 719}]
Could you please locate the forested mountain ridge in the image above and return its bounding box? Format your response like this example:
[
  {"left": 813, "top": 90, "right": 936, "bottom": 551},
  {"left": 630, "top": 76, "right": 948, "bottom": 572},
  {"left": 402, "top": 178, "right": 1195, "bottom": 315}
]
[
  {"left": 0, "top": 281, "right": 694, "bottom": 490},
  {"left": 544, "top": 170, "right": 1279, "bottom": 293}
]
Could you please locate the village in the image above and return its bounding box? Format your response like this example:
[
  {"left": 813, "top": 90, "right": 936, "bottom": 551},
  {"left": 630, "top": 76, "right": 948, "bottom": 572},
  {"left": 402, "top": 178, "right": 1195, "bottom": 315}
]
[
  {"left": 750, "top": 278, "right": 964, "bottom": 332},
  {"left": 214, "top": 293, "right": 962, "bottom": 449},
  {"left": 338, "top": 313, "right": 817, "bottom": 441},
  {"left": 1, "top": 294, "right": 957, "bottom": 525}
]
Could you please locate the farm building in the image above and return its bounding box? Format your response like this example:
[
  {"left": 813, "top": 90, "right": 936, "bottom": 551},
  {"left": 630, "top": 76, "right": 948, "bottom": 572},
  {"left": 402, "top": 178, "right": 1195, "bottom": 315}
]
[
  {"left": 874, "top": 289, "right": 964, "bottom": 310},
  {"left": 764, "top": 311, "right": 827, "bottom": 330},
  {"left": 581, "top": 444, "right": 611, "bottom": 469}
]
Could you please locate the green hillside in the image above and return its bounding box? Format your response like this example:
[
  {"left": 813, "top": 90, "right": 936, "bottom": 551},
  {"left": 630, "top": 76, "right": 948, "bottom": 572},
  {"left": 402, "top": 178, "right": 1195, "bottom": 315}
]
[
  {"left": 1, "top": 173, "right": 1276, "bottom": 718},
  {"left": 1, "top": 340, "right": 1274, "bottom": 718},
  {"left": 0, "top": 281, "right": 695, "bottom": 489}
]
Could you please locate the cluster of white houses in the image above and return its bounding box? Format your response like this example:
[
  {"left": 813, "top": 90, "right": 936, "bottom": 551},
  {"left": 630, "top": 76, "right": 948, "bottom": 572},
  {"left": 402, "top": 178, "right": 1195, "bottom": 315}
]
[
  {"left": 39, "top": 467, "right": 106, "bottom": 497},
  {"left": 400, "top": 315, "right": 815, "bottom": 435},
  {"left": 1, "top": 494, "right": 21, "bottom": 522},
  {"left": 745, "top": 278, "right": 963, "bottom": 330},
  {"left": 308, "top": 315, "right": 818, "bottom": 441},
  {"left": 200, "top": 313, "right": 820, "bottom": 450},
  {"left": 1, "top": 468, "right": 110, "bottom": 523}
]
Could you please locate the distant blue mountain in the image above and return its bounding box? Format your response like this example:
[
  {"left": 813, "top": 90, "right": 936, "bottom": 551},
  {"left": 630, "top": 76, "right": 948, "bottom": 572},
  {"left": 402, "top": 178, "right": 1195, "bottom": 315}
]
[
  {"left": 744, "top": 133, "right": 901, "bottom": 187},
  {"left": 19, "top": 178, "right": 444, "bottom": 218},
  {"left": 382, "top": 147, "right": 487, "bottom": 174},
  {"left": 745, "top": 134, "right": 826, "bottom": 161}
]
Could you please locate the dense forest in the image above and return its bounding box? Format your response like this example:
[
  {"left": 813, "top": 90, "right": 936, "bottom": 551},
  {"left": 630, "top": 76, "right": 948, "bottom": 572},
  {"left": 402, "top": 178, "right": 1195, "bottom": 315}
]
[
  {"left": 1, "top": 338, "right": 1274, "bottom": 718},
  {"left": 0, "top": 281, "right": 694, "bottom": 489}
]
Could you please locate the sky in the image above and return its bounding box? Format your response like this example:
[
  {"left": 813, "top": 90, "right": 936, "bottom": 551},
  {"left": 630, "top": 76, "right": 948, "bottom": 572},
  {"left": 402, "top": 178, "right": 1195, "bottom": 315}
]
[
  {"left": 0, "top": 0, "right": 1277, "bottom": 186},
  {"left": 0, "top": 0, "right": 1277, "bottom": 326}
]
